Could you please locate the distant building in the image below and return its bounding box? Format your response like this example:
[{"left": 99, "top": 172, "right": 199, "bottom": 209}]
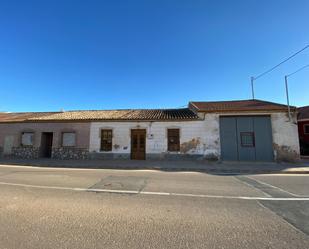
[
  {"left": 0, "top": 99, "right": 300, "bottom": 162},
  {"left": 297, "top": 106, "right": 309, "bottom": 156}
]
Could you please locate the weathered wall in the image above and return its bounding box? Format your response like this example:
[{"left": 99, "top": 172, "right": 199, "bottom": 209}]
[
  {"left": 271, "top": 113, "right": 300, "bottom": 161},
  {"left": 89, "top": 115, "right": 220, "bottom": 160},
  {"left": 0, "top": 111, "right": 300, "bottom": 162},
  {"left": 298, "top": 120, "right": 309, "bottom": 155},
  {"left": 298, "top": 120, "right": 309, "bottom": 143},
  {"left": 0, "top": 122, "right": 90, "bottom": 158}
]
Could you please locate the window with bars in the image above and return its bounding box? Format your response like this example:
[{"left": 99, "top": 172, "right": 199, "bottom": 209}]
[
  {"left": 240, "top": 132, "right": 255, "bottom": 147},
  {"left": 167, "top": 129, "right": 180, "bottom": 152},
  {"left": 101, "top": 129, "right": 113, "bottom": 151}
]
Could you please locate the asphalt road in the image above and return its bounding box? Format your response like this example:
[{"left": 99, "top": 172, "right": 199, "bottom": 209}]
[{"left": 0, "top": 164, "right": 308, "bottom": 249}]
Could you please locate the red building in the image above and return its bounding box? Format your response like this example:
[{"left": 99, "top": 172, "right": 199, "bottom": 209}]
[{"left": 298, "top": 106, "right": 309, "bottom": 156}]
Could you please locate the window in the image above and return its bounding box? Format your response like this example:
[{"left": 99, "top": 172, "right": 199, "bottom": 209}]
[
  {"left": 304, "top": 125, "right": 309, "bottom": 134},
  {"left": 62, "top": 132, "right": 76, "bottom": 147},
  {"left": 167, "top": 129, "right": 180, "bottom": 152},
  {"left": 101, "top": 129, "right": 112, "bottom": 151},
  {"left": 21, "top": 132, "right": 34, "bottom": 146},
  {"left": 240, "top": 132, "right": 255, "bottom": 147}
]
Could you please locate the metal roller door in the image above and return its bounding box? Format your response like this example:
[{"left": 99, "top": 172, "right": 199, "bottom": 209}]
[{"left": 219, "top": 116, "right": 273, "bottom": 161}]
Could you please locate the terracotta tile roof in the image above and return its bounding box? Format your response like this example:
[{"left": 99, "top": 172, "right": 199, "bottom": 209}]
[
  {"left": 189, "top": 99, "right": 295, "bottom": 113},
  {"left": 0, "top": 112, "right": 57, "bottom": 122},
  {"left": 0, "top": 108, "right": 199, "bottom": 123},
  {"left": 298, "top": 106, "right": 309, "bottom": 120}
]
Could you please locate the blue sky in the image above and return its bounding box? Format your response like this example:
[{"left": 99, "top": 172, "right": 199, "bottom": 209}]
[{"left": 0, "top": 0, "right": 308, "bottom": 112}]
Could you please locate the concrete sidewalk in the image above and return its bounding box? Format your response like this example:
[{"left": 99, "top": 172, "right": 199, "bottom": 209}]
[{"left": 0, "top": 158, "right": 309, "bottom": 174}]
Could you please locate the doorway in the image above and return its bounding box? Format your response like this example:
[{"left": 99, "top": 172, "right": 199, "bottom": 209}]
[
  {"left": 131, "top": 129, "right": 146, "bottom": 160},
  {"left": 219, "top": 116, "right": 273, "bottom": 161},
  {"left": 41, "top": 132, "right": 53, "bottom": 158}
]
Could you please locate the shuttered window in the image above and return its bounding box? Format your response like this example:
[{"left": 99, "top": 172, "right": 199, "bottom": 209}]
[
  {"left": 21, "top": 132, "right": 34, "bottom": 146},
  {"left": 62, "top": 132, "right": 76, "bottom": 147},
  {"left": 101, "top": 130, "right": 113, "bottom": 151},
  {"left": 167, "top": 129, "right": 180, "bottom": 152}
]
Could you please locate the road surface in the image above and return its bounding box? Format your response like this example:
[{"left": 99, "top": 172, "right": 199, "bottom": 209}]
[{"left": 0, "top": 164, "right": 308, "bottom": 249}]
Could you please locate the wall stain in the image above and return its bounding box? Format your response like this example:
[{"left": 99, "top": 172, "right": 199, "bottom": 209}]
[
  {"left": 180, "top": 138, "right": 201, "bottom": 153},
  {"left": 273, "top": 143, "right": 299, "bottom": 162}
]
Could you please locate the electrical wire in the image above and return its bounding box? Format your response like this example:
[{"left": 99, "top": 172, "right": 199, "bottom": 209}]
[
  {"left": 253, "top": 45, "right": 309, "bottom": 80},
  {"left": 286, "top": 64, "right": 309, "bottom": 77}
]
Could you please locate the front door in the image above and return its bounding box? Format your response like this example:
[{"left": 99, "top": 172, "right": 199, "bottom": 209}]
[
  {"left": 41, "top": 132, "right": 53, "bottom": 158},
  {"left": 131, "top": 129, "right": 146, "bottom": 160}
]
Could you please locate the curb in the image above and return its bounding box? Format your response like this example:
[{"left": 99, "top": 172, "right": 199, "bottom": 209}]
[{"left": 2, "top": 164, "right": 309, "bottom": 175}]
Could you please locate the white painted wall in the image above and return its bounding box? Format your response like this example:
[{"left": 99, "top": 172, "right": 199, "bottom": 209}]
[
  {"left": 89, "top": 114, "right": 220, "bottom": 157},
  {"left": 271, "top": 112, "right": 300, "bottom": 159},
  {"left": 89, "top": 112, "right": 300, "bottom": 160}
]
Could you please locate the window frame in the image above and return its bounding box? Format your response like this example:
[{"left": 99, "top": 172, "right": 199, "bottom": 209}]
[
  {"left": 100, "top": 129, "right": 113, "bottom": 152},
  {"left": 61, "top": 132, "right": 76, "bottom": 147},
  {"left": 21, "top": 132, "right": 35, "bottom": 147},
  {"left": 167, "top": 128, "right": 180, "bottom": 152},
  {"left": 240, "top": 132, "right": 255, "bottom": 147},
  {"left": 304, "top": 124, "right": 309, "bottom": 135}
]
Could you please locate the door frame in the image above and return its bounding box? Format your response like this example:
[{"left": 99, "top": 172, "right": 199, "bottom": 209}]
[
  {"left": 40, "top": 132, "right": 53, "bottom": 158},
  {"left": 130, "top": 129, "right": 146, "bottom": 160}
]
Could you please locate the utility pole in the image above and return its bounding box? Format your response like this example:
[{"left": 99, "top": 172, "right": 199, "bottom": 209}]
[
  {"left": 284, "top": 63, "right": 309, "bottom": 122},
  {"left": 250, "top": 76, "right": 255, "bottom": 99},
  {"left": 284, "top": 75, "right": 291, "bottom": 121},
  {"left": 249, "top": 45, "right": 309, "bottom": 101}
]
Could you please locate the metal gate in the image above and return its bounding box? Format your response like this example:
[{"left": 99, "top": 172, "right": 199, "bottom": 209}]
[{"left": 219, "top": 116, "right": 273, "bottom": 161}]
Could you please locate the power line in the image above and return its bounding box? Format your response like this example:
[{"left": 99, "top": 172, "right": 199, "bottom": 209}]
[
  {"left": 250, "top": 44, "right": 309, "bottom": 99},
  {"left": 254, "top": 44, "right": 309, "bottom": 80},
  {"left": 286, "top": 64, "right": 309, "bottom": 77},
  {"left": 284, "top": 63, "right": 309, "bottom": 121}
]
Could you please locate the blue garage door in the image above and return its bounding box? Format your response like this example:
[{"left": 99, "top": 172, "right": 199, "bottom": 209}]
[{"left": 220, "top": 116, "right": 273, "bottom": 161}]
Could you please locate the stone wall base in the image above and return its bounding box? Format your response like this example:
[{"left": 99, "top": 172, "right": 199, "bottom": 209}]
[
  {"left": 12, "top": 147, "right": 40, "bottom": 159},
  {"left": 89, "top": 153, "right": 130, "bottom": 160},
  {"left": 89, "top": 152, "right": 214, "bottom": 161},
  {"left": 52, "top": 148, "right": 89, "bottom": 160}
]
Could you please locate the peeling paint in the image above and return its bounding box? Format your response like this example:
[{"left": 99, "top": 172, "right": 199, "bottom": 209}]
[
  {"left": 273, "top": 143, "right": 299, "bottom": 162},
  {"left": 180, "top": 138, "right": 201, "bottom": 154}
]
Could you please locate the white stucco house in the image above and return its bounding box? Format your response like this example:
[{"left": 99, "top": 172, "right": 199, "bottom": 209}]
[{"left": 0, "top": 99, "right": 300, "bottom": 162}]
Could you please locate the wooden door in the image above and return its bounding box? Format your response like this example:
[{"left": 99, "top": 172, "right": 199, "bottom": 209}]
[{"left": 131, "top": 129, "right": 146, "bottom": 160}]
